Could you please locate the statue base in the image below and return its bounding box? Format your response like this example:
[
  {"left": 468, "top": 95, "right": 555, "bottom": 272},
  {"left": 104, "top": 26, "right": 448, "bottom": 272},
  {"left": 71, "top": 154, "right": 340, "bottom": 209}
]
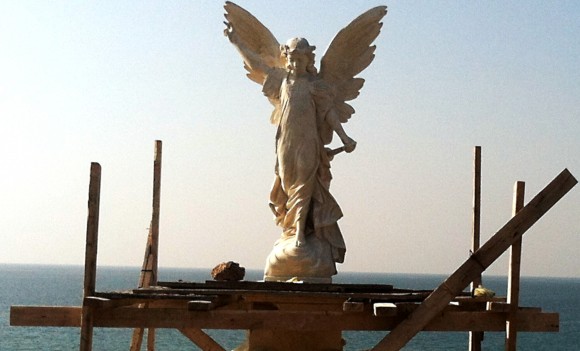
[
  {"left": 263, "top": 233, "right": 337, "bottom": 282},
  {"left": 264, "top": 275, "right": 331, "bottom": 283},
  {"left": 236, "top": 232, "right": 345, "bottom": 350}
]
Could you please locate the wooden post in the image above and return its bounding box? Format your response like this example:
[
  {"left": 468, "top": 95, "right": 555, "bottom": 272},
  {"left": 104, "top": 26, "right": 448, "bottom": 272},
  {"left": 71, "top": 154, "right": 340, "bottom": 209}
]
[
  {"left": 130, "top": 140, "right": 162, "bottom": 351},
  {"left": 471, "top": 146, "right": 482, "bottom": 289},
  {"left": 149, "top": 139, "right": 162, "bottom": 286},
  {"left": 506, "top": 181, "right": 525, "bottom": 350},
  {"left": 80, "top": 163, "right": 102, "bottom": 351},
  {"left": 371, "top": 169, "right": 577, "bottom": 351},
  {"left": 469, "top": 146, "right": 483, "bottom": 351}
]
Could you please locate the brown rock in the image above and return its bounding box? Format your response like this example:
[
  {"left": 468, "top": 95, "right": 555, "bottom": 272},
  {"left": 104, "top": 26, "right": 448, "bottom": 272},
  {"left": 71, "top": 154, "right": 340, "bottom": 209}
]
[{"left": 211, "top": 261, "right": 245, "bottom": 281}]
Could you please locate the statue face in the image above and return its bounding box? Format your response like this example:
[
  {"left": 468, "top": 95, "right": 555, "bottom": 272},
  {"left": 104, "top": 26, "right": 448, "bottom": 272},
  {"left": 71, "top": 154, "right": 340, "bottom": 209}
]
[{"left": 287, "top": 52, "right": 309, "bottom": 74}]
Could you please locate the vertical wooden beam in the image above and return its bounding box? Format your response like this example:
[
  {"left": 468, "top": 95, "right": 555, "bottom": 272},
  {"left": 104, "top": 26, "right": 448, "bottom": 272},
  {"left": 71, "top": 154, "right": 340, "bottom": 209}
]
[
  {"left": 506, "top": 181, "right": 525, "bottom": 350},
  {"left": 371, "top": 169, "right": 576, "bottom": 351},
  {"left": 131, "top": 140, "right": 162, "bottom": 351},
  {"left": 129, "top": 329, "right": 144, "bottom": 351},
  {"left": 469, "top": 146, "right": 483, "bottom": 351},
  {"left": 80, "top": 163, "right": 101, "bottom": 351},
  {"left": 149, "top": 139, "right": 162, "bottom": 286},
  {"left": 147, "top": 330, "right": 156, "bottom": 351},
  {"left": 471, "top": 146, "right": 482, "bottom": 289}
]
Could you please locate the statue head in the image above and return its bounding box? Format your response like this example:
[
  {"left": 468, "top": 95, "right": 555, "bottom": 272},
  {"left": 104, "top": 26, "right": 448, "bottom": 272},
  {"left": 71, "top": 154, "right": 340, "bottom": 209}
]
[
  {"left": 281, "top": 38, "right": 317, "bottom": 75},
  {"left": 282, "top": 38, "right": 316, "bottom": 56}
]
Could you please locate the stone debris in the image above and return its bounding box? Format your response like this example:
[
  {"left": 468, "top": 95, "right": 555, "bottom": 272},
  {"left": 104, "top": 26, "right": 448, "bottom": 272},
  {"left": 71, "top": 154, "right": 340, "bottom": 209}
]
[{"left": 211, "top": 261, "right": 245, "bottom": 281}]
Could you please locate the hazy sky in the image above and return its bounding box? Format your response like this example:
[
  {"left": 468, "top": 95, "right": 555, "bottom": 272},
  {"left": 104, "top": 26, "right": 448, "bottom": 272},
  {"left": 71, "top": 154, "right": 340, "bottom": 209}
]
[{"left": 1, "top": 1, "right": 579, "bottom": 278}]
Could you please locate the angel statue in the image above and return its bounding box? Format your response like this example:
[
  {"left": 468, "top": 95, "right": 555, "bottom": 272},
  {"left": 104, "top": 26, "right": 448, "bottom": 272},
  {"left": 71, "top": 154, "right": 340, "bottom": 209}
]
[{"left": 224, "top": 2, "right": 387, "bottom": 282}]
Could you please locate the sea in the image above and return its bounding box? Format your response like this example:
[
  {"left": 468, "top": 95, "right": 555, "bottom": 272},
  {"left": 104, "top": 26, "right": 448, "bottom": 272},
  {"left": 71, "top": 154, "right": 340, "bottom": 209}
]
[{"left": 1, "top": 264, "right": 579, "bottom": 351}]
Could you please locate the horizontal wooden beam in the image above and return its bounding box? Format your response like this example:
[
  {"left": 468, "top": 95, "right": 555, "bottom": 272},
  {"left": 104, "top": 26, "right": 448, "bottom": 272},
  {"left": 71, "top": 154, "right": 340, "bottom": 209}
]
[
  {"left": 374, "top": 303, "right": 461, "bottom": 317},
  {"left": 11, "top": 306, "right": 81, "bottom": 327},
  {"left": 343, "top": 299, "right": 366, "bottom": 312},
  {"left": 487, "top": 302, "right": 541, "bottom": 313},
  {"left": 10, "top": 306, "right": 558, "bottom": 332}
]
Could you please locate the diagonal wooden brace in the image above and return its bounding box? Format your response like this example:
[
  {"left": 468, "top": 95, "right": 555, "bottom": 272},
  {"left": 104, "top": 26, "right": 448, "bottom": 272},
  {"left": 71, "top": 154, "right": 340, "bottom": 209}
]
[
  {"left": 372, "top": 169, "right": 577, "bottom": 351},
  {"left": 179, "top": 328, "right": 227, "bottom": 351}
]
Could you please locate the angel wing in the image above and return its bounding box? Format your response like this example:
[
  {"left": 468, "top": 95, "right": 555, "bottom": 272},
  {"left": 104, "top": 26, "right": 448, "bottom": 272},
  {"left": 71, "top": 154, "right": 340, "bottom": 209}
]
[
  {"left": 223, "top": 2, "right": 286, "bottom": 85},
  {"left": 319, "top": 6, "right": 388, "bottom": 124}
]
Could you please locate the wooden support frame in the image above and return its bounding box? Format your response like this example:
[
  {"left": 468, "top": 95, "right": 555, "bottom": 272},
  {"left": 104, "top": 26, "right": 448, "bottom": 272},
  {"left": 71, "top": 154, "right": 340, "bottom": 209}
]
[
  {"left": 80, "top": 163, "right": 101, "bottom": 351},
  {"left": 9, "top": 145, "right": 576, "bottom": 351},
  {"left": 471, "top": 146, "right": 482, "bottom": 290},
  {"left": 506, "top": 181, "right": 525, "bottom": 350},
  {"left": 10, "top": 305, "right": 559, "bottom": 332},
  {"left": 469, "top": 146, "right": 483, "bottom": 351},
  {"left": 178, "top": 329, "right": 227, "bottom": 351},
  {"left": 372, "top": 169, "right": 577, "bottom": 351},
  {"left": 131, "top": 140, "right": 163, "bottom": 351}
]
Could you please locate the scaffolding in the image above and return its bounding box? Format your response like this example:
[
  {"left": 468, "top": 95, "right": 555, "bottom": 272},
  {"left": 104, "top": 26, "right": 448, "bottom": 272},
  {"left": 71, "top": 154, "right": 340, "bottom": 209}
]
[{"left": 10, "top": 141, "right": 577, "bottom": 350}]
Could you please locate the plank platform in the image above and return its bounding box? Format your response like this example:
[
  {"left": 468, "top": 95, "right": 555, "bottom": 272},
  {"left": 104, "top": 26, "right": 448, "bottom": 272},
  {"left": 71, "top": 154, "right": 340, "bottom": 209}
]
[{"left": 11, "top": 280, "right": 558, "bottom": 333}]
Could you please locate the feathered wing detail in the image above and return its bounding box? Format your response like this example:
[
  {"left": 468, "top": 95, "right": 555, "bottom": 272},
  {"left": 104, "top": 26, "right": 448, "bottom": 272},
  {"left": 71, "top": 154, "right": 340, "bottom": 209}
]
[
  {"left": 319, "top": 6, "right": 388, "bottom": 126},
  {"left": 223, "top": 1, "right": 286, "bottom": 85}
]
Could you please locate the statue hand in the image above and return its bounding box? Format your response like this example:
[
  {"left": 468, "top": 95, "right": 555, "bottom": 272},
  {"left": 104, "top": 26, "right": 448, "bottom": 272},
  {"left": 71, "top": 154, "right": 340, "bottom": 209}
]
[{"left": 343, "top": 138, "right": 357, "bottom": 153}]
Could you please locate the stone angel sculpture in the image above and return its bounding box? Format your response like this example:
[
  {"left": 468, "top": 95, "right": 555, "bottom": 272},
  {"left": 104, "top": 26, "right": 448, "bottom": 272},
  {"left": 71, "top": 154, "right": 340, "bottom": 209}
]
[{"left": 224, "top": 2, "right": 387, "bottom": 281}]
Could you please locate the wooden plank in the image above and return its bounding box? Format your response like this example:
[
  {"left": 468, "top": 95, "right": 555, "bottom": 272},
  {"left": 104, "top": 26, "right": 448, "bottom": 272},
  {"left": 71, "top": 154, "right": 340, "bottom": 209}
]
[
  {"left": 10, "top": 306, "right": 82, "bottom": 327},
  {"left": 470, "top": 146, "right": 483, "bottom": 351},
  {"left": 83, "top": 297, "right": 122, "bottom": 309},
  {"left": 455, "top": 296, "right": 506, "bottom": 312},
  {"left": 243, "top": 293, "right": 347, "bottom": 305},
  {"left": 131, "top": 140, "right": 163, "bottom": 351},
  {"left": 97, "top": 291, "right": 215, "bottom": 302},
  {"left": 188, "top": 300, "right": 217, "bottom": 311},
  {"left": 83, "top": 163, "right": 101, "bottom": 298},
  {"left": 9, "top": 306, "right": 558, "bottom": 332},
  {"left": 374, "top": 303, "right": 461, "bottom": 317},
  {"left": 343, "top": 299, "right": 366, "bottom": 312},
  {"left": 372, "top": 169, "right": 576, "bottom": 351},
  {"left": 506, "top": 181, "right": 525, "bottom": 351},
  {"left": 139, "top": 139, "right": 163, "bottom": 288},
  {"left": 90, "top": 309, "right": 560, "bottom": 332},
  {"left": 80, "top": 162, "right": 101, "bottom": 351},
  {"left": 151, "top": 139, "right": 162, "bottom": 284},
  {"left": 82, "top": 297, "right": 187, "bottom": 310},
  {"left": 136, "top": 288, "right": 427, "bottom": 303},
  {"left": 471, "top": 145, "right": 482, "bottom": 289},
  {"left": 427, "top": 311, "right": 558, "bottom": 332},
  {"left": 487, "top": 302, "right": 541, "bottom": 313},
  {"left": 373, "top": 303, "right": 398, "bottom": 316},
  {"left": 129, "top": 328, "right": 144, "bottom": 351},
  {"left": 179, "top": 328, "right": 226, "bottom": 351},
  {"left": 160, "top": 280, "right": 394, "bottom": 293},
  {"left": 147, "top": 329, "right": 156, "bottom": 351}
]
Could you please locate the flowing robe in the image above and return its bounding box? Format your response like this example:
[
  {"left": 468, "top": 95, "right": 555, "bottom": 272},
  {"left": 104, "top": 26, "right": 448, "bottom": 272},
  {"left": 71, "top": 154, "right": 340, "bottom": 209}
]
[{"left": 263, "top": 69, "right": 346, "bottom": 264}]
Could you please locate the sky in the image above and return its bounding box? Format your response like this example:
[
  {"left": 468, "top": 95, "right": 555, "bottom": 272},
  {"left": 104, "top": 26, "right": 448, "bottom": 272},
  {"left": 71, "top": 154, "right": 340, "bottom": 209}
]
[{"left": 1, "top": 1, "right": 579, "bottom": 279}]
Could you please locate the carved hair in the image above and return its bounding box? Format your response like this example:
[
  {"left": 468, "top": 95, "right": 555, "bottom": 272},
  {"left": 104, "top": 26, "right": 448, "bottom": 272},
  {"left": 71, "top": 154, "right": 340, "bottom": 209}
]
[{"left": 281, "top": 38, "right": 318, "bottom": 75}]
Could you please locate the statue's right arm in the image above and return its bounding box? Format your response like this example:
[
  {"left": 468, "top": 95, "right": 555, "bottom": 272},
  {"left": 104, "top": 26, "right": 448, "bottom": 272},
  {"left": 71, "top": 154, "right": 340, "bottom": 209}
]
[{"left": 238, "top": 43, "right": 271, "bottom": 76}]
